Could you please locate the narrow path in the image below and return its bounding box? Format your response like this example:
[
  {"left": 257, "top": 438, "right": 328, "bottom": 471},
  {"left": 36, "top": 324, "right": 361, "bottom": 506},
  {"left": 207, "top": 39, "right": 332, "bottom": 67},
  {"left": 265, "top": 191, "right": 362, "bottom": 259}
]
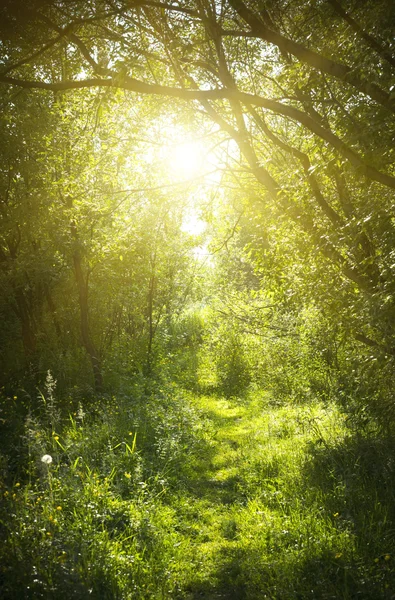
[
  {"left": 168, "top": 393, "right": 341, "bottom": 599},
  {"left": 174, "top": 395, "right": 261, "bottom": 599}
]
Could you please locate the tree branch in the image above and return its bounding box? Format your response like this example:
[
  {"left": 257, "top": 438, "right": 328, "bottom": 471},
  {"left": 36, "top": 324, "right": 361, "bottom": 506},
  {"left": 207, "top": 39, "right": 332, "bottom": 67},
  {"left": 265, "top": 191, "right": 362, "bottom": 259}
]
[
  {"left": 2, "top": 73, "right": 394, "bottom": 191},
  {"left": 228, "top": 0, "right": 395, "bottom": 113}
]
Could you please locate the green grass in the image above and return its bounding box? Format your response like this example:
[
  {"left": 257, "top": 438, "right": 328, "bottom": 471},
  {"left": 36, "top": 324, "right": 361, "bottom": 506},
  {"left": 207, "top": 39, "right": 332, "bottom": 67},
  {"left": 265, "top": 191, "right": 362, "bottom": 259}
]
[{"left": 1, "top": 386, "right": 395, "bottom": 598}]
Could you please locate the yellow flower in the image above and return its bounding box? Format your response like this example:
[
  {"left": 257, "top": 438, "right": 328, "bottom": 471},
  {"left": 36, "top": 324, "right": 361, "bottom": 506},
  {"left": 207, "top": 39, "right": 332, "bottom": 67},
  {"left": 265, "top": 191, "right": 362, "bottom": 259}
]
[
  {"left": 385, "top": 554, "right": 391, "bottom": 561},
  {"left": 335, "top": 553, "right": 342, "bottom": 559},
  {"left": 15, "top": 482, "right": 20, "bottom": 487},
  {"left": 4, "top": 491, "right": 9, "bottom": 497},
  {"left": 46, "top": 532, "right": 52, "bottom": 537},
  {"left": 56, "top": 505, "right": 62, "bottom": 511},
  {"left": 124, "top": 472, "right": 131, "bottom": 479},
  {"left": 333, "top": 512, "right": 339, "bottom": 518},
  {"left": 374, "top": 558, "right": 379, "bottom": 563},
  {"left": 13, "top": 396, "right": 17, "bottom": 400}
]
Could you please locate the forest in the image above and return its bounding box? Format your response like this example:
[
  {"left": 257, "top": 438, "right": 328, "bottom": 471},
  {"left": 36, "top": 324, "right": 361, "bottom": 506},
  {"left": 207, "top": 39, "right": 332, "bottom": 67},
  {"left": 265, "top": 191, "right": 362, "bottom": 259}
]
[{"left": 0, "top": 0, "right": 395, "bottom": 597}]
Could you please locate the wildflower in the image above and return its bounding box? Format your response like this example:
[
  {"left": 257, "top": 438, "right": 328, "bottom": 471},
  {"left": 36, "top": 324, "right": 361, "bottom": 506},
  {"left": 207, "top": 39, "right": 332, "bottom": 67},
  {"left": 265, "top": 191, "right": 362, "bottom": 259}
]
[
  {"left": 56, "top": 505, "right": 62, "bottom": 511},
  {"left": 54, "top": 436, "right": 59, "bottom": 441},
  {"left": 46, "top": 532, "right": 52, "bottom": 537},
  {"left": 41, "top": 454, "right": 53, "bottom": 464},
  {"left": 385, "top": 554, "right": 391, "bottom": 561},
  {"left": 14, "top": 483, "right": 20, "bottom": 487},
  {"left": 13, "top": 396, "right": 17, "bottom": 400},
  {"left": 124, "top": 472, "right": 131, "bottom": 479},
  {"left": 4, "top": 491, "right": 9, "bottom": 497},
  {"left": 335, "top": 553, "right": 342, "bottom": 559},
  {"left": 333, "top": 512, "right": 339, "bottom": 518}
]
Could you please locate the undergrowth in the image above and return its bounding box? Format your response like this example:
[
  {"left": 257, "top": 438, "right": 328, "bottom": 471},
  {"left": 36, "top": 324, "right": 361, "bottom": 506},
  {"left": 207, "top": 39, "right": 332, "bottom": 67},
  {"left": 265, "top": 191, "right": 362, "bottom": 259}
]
[{"left": 0, "top": 380, "right": 394, "bottom": 599}]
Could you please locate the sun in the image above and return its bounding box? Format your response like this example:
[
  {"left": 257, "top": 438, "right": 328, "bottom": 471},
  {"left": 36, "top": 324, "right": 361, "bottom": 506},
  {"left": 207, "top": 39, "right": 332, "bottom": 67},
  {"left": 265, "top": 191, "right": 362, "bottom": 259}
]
[{"left": 169, "top": 141, "right": 204, "bottom": 179}]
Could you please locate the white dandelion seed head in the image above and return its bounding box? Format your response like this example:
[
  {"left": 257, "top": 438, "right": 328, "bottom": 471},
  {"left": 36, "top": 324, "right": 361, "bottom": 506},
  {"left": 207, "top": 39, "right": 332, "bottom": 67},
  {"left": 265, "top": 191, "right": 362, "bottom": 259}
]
[{"left": 41, "top": 454, "right": 53, "bottom": 465}]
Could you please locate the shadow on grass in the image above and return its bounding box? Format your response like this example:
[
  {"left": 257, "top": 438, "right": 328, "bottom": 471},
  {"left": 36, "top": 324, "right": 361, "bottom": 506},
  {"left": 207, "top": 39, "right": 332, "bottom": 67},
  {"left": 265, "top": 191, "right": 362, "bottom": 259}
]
[
  {"left": 171, "top": 400, "right": 248, "bottom": 504},
  {"left": 183, "top": 542, "right": 395, "bottom": 600},
  {"left": 186, "top": 472, "right": 244, "bottom": 505},
  {"left": 298, "top": 433, "right": 395, "bottom": 599},
  {"left": 182, "top": 545, "right": 248, "bottom": 600},
  {"left": 303, "top": 434, "right": 395, "bottom": 545},
  {"left": 196, "top": 406, "right": 245, "bottom": 430},
  {"left": 180, "top": 425, "right": 395, "bottom": 599}
]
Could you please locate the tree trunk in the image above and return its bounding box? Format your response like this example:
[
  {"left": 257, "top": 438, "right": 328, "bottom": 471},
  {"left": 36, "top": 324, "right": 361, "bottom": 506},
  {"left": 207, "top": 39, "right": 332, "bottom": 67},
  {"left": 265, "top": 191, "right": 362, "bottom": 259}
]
[
  {"left": 13, "top": 288, "right": 37, "bottom": 364},
  {"left": 73, "top": 250, "right": 103, "bottom": 392},
  {"left": 145, "top": 272, "right": 156, "bottom": 376}
]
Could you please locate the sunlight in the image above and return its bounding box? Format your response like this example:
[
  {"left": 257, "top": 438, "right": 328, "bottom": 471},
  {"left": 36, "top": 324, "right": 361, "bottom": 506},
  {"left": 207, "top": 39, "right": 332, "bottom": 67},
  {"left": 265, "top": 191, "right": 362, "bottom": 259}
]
[
  {"left": 181, "top": 211, "right": 206, "bottom": 236},
  {"left": 168, "top": 141, "right": 204, "bottom": 179},
  {"left": 149, "top": 119, "right": 224, "bottom": 185}
]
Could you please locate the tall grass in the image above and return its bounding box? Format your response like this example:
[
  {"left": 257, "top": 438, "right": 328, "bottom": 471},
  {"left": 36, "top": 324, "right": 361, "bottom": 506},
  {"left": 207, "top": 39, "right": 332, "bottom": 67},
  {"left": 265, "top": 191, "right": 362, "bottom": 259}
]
[{"left": 1, "top": 381, "right": 394, "bottom": 598}]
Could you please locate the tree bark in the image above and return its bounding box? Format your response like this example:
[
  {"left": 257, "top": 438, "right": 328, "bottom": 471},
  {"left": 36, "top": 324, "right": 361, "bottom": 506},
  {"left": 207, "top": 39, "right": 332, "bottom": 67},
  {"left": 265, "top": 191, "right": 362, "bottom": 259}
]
[
  {"left": 73, "top": 249, "right": 103, "bottom": 393},
  {"left": 13, "top": 288, "right": 37, "bottom": 363}
]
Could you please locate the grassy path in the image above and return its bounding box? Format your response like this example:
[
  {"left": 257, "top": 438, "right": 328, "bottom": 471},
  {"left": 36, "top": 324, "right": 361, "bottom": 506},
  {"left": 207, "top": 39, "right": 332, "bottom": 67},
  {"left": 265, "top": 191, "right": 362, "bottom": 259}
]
[
  {"left": 173, "top": 394, "right": 258, "bottom": 599},
  {"left": 168, "top": 393, "right": 322, "bottom": 599}
]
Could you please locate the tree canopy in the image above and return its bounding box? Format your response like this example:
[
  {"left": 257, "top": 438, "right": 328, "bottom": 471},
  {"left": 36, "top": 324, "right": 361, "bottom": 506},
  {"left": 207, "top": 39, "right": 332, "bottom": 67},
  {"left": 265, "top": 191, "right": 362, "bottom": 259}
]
[{"left": 1, "top": 0, "right": 395, "bottom": 421}]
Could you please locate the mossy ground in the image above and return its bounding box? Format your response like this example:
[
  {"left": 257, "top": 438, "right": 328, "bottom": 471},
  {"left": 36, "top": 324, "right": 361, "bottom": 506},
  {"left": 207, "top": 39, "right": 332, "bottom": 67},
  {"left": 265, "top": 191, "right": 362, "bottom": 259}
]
[{"left": 1, "top": 387, "right": 394, "bottom": 598}]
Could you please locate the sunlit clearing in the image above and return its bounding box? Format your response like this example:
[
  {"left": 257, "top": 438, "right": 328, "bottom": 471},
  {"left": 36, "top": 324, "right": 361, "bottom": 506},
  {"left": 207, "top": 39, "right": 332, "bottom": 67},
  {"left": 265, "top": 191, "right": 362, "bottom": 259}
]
[{"left": 169, "top": 141, "right": 204, "bottom": 179}]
